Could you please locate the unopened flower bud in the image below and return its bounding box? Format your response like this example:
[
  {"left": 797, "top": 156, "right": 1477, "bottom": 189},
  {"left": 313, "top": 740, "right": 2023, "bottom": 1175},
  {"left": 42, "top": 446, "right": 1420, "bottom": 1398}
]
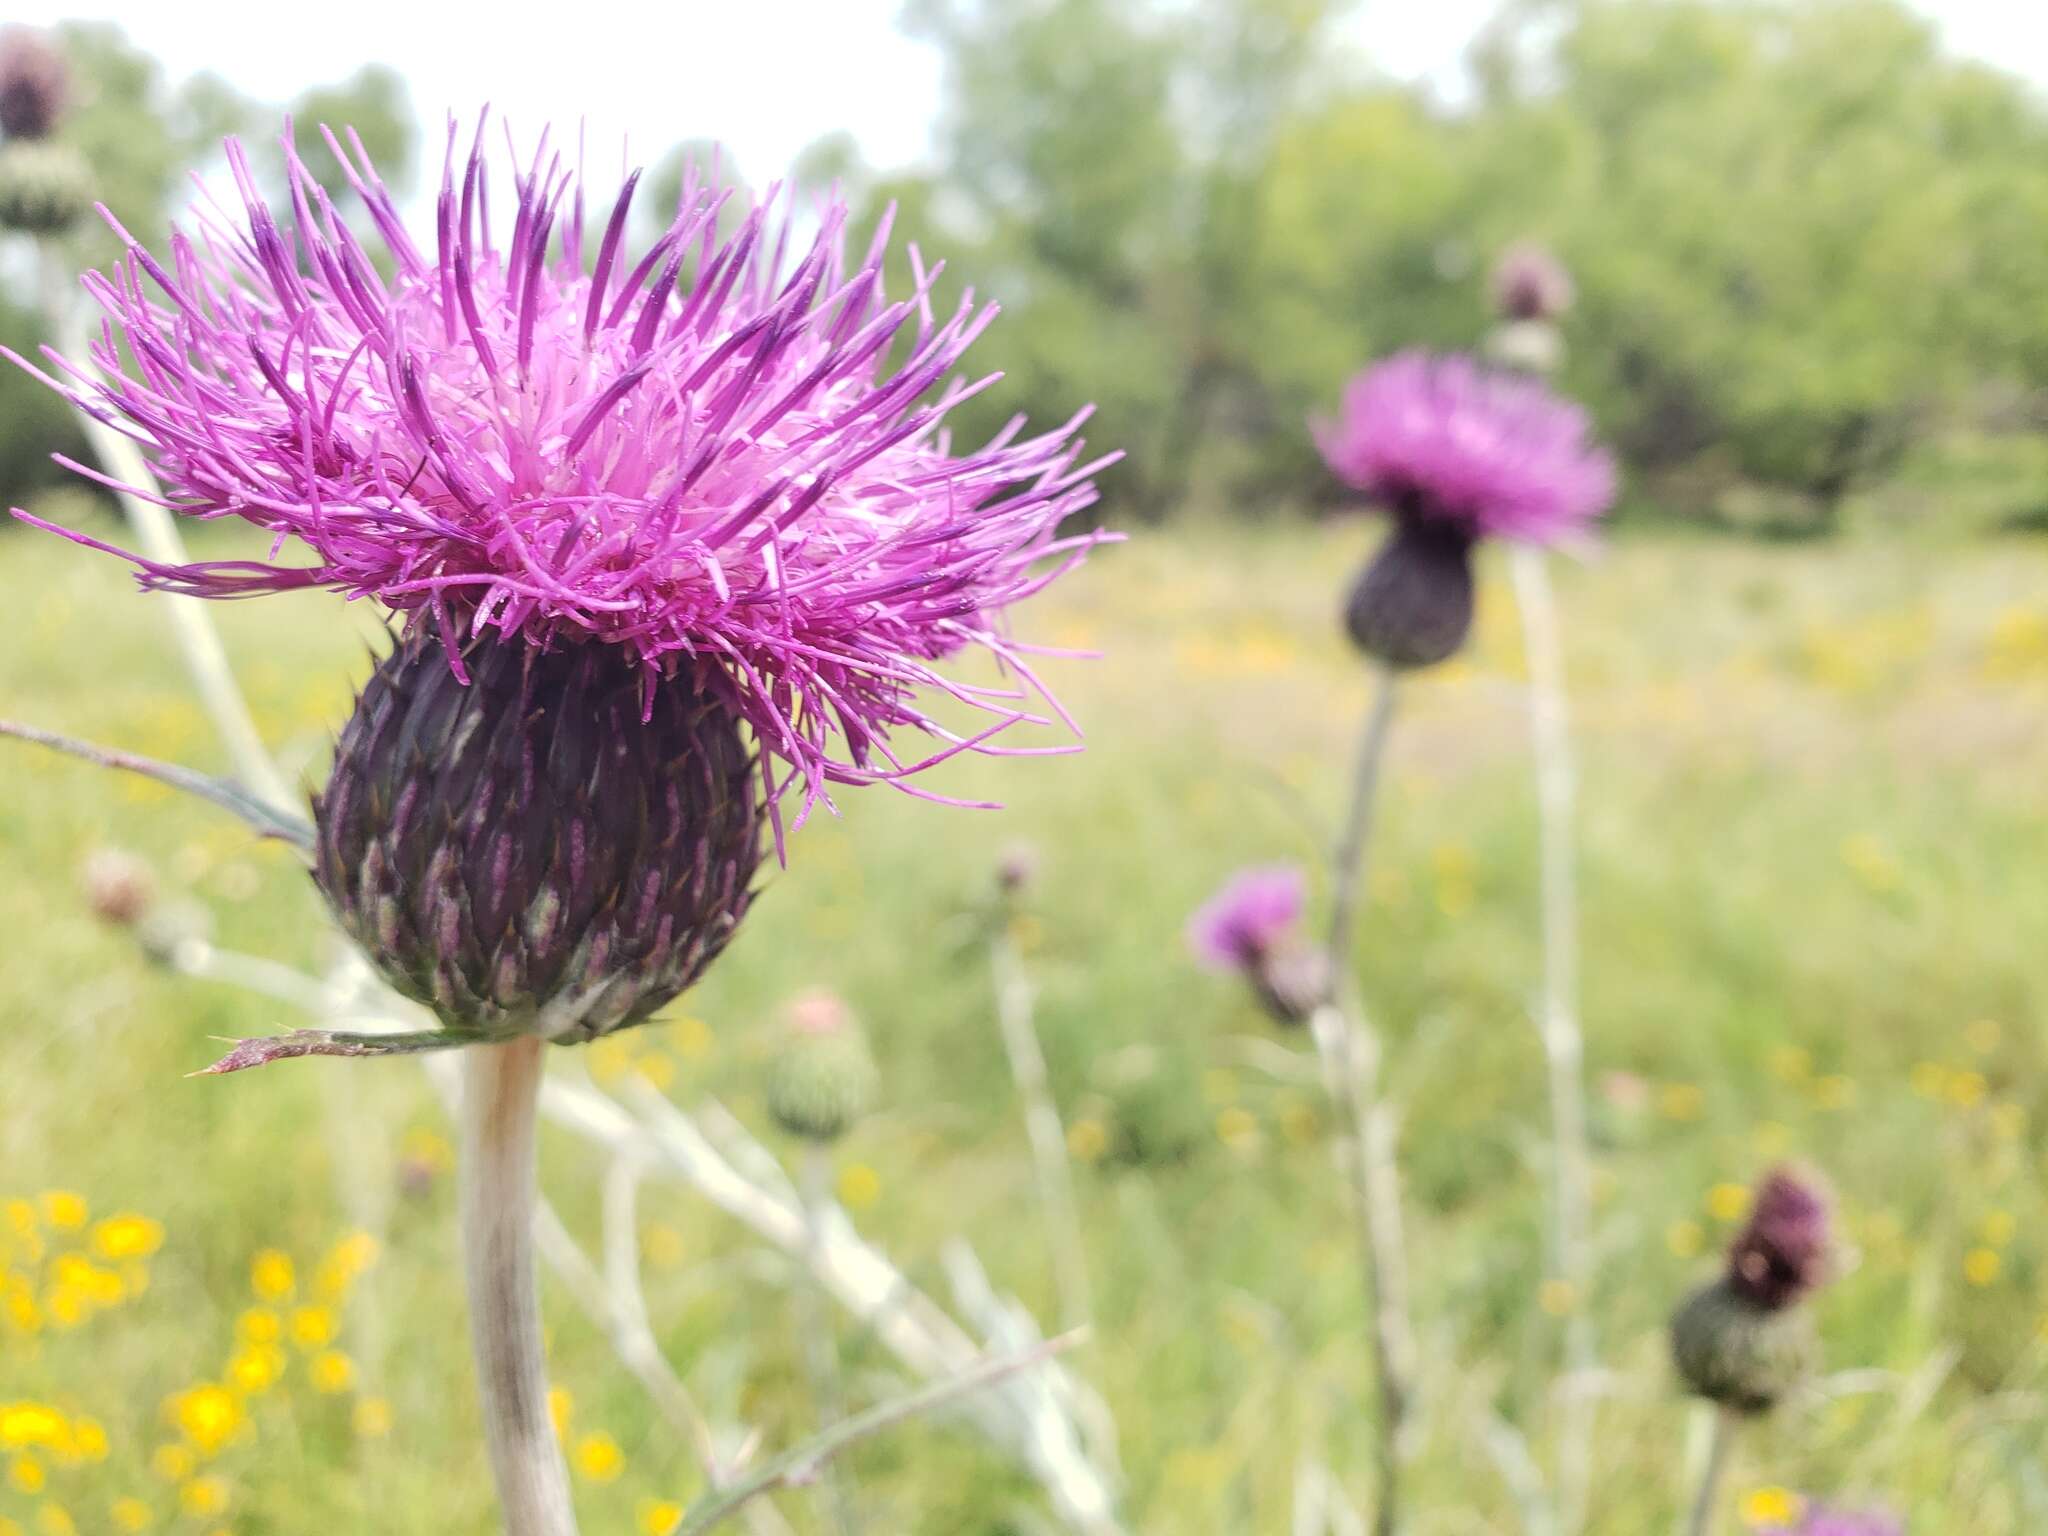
[
  {"left": 0, "top": 139, "right": 92, "bottom": 235},
  {"left": 1669, "top": 1275, "right": 1818, "bottom": 1414},
  {"left": 81, "top": 848, "right": 154, "bottom": 927},
  {"left": 1489, "top": 241, "right": 1573, "bottom": 325},
  {"left": 1342, "top": 515, "right": 1476, "bottom": 671},
  {"left": 996, "top": 842, "right": 1039, "bottom": 896},
  {"left": 314, "top": 628, "right": 762, "bottom": 1046},
  {"left": 0, "top": 29, "right": 68, "bottom": 140},
  {"left": 765, "top": 991, "right": 878, "bottom": 1143}
]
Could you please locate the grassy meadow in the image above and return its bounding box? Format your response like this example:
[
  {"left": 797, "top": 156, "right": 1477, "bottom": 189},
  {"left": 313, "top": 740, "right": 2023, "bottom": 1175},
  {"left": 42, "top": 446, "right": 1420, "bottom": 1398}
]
[{"left": 2, "top": 516, "right": 2047, "bottom": 1534}]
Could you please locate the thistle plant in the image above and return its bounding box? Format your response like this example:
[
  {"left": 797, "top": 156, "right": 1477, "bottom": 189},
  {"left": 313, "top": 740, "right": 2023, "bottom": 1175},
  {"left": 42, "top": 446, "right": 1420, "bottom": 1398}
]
[
  {"left": 1186, "top": 864, "right": 1328, "bottom": 1028},
  {"left": 0, "top": 27, "right": 89, "bottom": 238},
  {"left": 5, "top": 115, "right": 1115, "bottom": 1535},
  {"left": 1671, "top": 1168, "right": 1833, "bottom": 1536},
  {"left": 1195, "top": 349, "right": 1615, "bottom": 1536}
]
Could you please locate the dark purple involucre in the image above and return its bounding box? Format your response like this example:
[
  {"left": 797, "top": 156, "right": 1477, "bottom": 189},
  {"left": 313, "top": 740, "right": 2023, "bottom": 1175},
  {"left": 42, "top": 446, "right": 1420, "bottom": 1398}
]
[
  {"left": 10, "top": 117, "right": 1117, "bottom": 828},
  {"left": 0, "top": 28, "right": 67, "bottom": 140},
  {"left": 1313, "top": 350, "right": 1615, "bottom": 547},
  {"left": 1727, "top": 1167, "right": 1832, "bottom": 1310}
]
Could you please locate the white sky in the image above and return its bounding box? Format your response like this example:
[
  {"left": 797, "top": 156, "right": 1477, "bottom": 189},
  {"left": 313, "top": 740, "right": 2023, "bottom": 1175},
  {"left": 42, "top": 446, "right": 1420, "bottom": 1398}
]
[{"left": 10, "top": 0, "right": 2046, "bottom": 189}]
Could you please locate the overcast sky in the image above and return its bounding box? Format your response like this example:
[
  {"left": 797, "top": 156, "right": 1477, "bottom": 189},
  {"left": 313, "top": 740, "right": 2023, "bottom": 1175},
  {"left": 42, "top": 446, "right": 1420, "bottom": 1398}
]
[{"left": 10, "top": 0, "right": 2044, "bottom": 189}]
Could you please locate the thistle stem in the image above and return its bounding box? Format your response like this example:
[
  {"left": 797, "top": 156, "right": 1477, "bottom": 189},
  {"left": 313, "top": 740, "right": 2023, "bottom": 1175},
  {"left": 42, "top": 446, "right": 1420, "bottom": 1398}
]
[
  {"left": 801, "top": 1145, "right": 860, "bottom": 1536},
  {"left": 1510, "top": 543, "right": 1598, "bottom": 1534},
  {"left": 1683, "top": 1406, "right": 1738, "bottom": 1536},
  {"left": 990, "top": 920, "right": 1095, "bottom": 1333},
  {"left": 1316, "top": 664, "right": 1416, "bottom": 1536},
  {"left": 461, "top": 1038, "right": 578, "bottom": 1536}
]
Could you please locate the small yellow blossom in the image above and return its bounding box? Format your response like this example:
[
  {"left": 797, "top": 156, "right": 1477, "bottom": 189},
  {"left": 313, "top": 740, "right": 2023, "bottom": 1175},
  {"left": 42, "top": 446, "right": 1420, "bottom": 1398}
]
[
  {"left": 249, "top": 1250, "right": 295, "bottom": 1301},
  {"left": 92, "top": 1216, "right": 164, "bottom": 1261},
  {"left": 178, "top": 1476, "right": 228, "bottom": 1517},
  {"left": 69, "top": 1421, "right": 105, "bottom": 1463},
  {"left": 109, "top": 1498, "right": 151, "bottom": 1532},
  {"left": 1707, "top": 1183, "right": 1751, "bottom": 1223},
  {"left": 3, "top": 1201, "right": 35, "bottom": 1235},
  {"left": 548, "top": 1389, "right": 574, "bottom": 1439},
  {"left": 638, "top": 1499, "right": 684, "bottom": 1535},
  {"left": 291, "top": 1306, "right": 337, "bottom": 1349},
  {"left": 1963, "top": 1248, "right": 2001, "bottom": 1287},
  {"left": 227, "top": 1347, "right": 284, "bottom": 1395},
  {"left": 1215, "top": 1106, "right": 1260, "bottom": 1153},
  {"left": 642, "top": 1224, "right": 686, "bottom": 1269},
  {"left": 33, "top": 1507, "right": 73, "bottom": 1536},
  {"left": 0, "top": 1405, "right": 65, "bottom": 1450},
  {"left": 39, "top": 1193, "right": 87, "bottom": 1231},
  {"left": 1947, "top": 1071, "right": 1988, "bottom": 1109},
  {"left": 1740, "top": 1486, "right": 1801, "bottom": 1526},
  {"left": 8, "top": 1455, "right": 45, "bottom": 1494},
  {"left": 309, "top": 1351, "right": 356, "bottom": 1394},
  {"left": 1539, "top": 1279, "right": 1576, "bottom": 1317},
  {"left": 573, "top": 1433, "right": 625, "bottom": 1483},
  {"left": 837, "top": 1163, "right": 881, "bottom": 1210},
  {"left": 353, "top": 1397, "right": 392, "bottom": 1439},
  {"left": 1666, "top": 1221, "right": 1705, "bottom": 1258},
  {"left": 1982, "top": 1210, "right": 2017, "bottom": 1247},
  {"left": 167, "top": 1386, "right": 240, "bottom": 1457},
  {"left": 237, "top": 1308, "right": 281, "bottom": 1345},
  {"left": 1066, "top": 1119, "right": 1109, "bottom": 1163},
  {"left": 401, "top": 1128, "right": 454, "bottom": 1174},
  {"left": 1658, "top": 1083, "right": 1704, "bottom": 1122}
]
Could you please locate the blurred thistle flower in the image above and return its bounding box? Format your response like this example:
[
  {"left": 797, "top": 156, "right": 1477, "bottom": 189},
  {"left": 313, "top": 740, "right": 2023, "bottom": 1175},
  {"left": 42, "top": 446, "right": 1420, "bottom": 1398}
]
[
  {"left": 1488, "top": 241, "right": 1574, "bottom": 324},
  {"left": 765, "top": 989, "right": 878, "bottom": 1143},
  {"left": 1670, "top": 1165, "right": 1831, "bottom": 1413},
  {"left": 80, "top": 848, "right": 155, "bottom": 927},
  {"left": 0, "top": 28, "right": 68, "bottom": 140},
  {"left": 996, "top": 841, "right": 1040, "bottom": 896},
  {"left": 1188, "top": 865, "right": 1328, "bottom": 1026},
  {"left": 11, "top": 117, "right": 1116, "bottom": 1047},
  {"left": 1314, "top": 351, "right": 1615, "bottom": 669},
  {"left": 1764, "top": 1507, "right": 1903, "bottom": 1536}
]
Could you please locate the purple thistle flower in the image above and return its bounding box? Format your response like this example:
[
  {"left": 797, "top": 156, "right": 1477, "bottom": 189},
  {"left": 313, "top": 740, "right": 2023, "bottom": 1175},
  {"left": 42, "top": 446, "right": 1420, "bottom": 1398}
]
[
  {"left": 11, "top": 117, "right": 1117, "bottom": 825},
  {"left": 10, "top": 116, "right": 1119, "bottom": 1048},
  {"left": 0, "top": 27, "right": 67, "bottom": 140},
  {"left": 1188, "top": 865, "right": 1306, "bottom": 971},
  {"left": 1314, "top": 350, "right": 1614, "bottom": 548},
  {"left": 1726, "top": 1166, "right": 1832, "bottom": 1310},
  {"left": 1765, "top": 1506, "right": 1903, "bottom": 1536},
  {"left": 1188, "top": 866, "right": 1327, "bottom": 1026},
  {"left": 1489, "top": 241, "right": 1574, "bottom": 324}
]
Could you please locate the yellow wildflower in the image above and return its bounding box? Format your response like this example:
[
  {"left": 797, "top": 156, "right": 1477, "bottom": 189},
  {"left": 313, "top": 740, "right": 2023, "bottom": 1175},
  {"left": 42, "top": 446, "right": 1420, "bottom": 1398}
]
[
  {"left": 1707, "top": 1183, "right": 1751, "bottom": 1223},
  {"left": 8, "top": 1455, "right": 45, "bottom": 1494},
  {"left": 1740, "top": 1487, "right": 1801, "bottom": 1526},
  {"left": 92, "top": 1215, "right": 164, "bottom": 1261},
  {"left": 290, "top": 1306, "right": 337, "bottom": 1349},
  {"left": 178, "top": 1477, "right": 228, "bottom": 1517},
  {"left": 309, "top": 1352, "right": 356, "bottom": 1394},
  {"left": 1066, "top": 1120, "right": 1109, "bottom": 1163},
  {"left": 167, "top": 1386, "right": 240, "bottom": 1457},
  {"left": 573, "top": 1433, "right": 625, "bottom": 1483},
  {"left": 837, "top": 1163, "right": 881, "bottom": 1210},
  {"left": 109, "top": 1498, "right": 151, "bottom": 1532},
  {"left": 353, "top": 1398, "right": 392, "bottom": 1439},
  {"left": 1963, "top": 1248, "right": 2001, "bottom": 1287},
  {"left": 249, "top": 1250, "right": 294, "bottom": 1301},
  {"left": 39, "top": 1193, "right": 87, "bottom": 1231},
  {"left": 0, "top": 1405, "right": 65, "bottom": 1450},
  {"left": 639, "top": 1500, "right": 684, "bottom": 1535}
]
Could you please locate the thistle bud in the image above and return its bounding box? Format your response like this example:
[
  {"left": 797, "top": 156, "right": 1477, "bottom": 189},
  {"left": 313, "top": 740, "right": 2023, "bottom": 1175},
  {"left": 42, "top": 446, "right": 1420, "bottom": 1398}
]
[
  {"left": 1342, "top": 515, "right": 1476, "bottom": 671},
  {"left": 996, "top": 842, "right": 1039, "bottom": 897},
  {"left": 1670, "top": 1166, "right": 1832, "bottom": 1413},
  {"left": 0, "top": 29, "right": 68, "bottom": 141},
  {"left": 81, "top": 848, "right": 155, "bottom": 927},
  {"left": 765, "top": 991, "right": 878, "bottom": 1143},
  {"left": 0, "top": 139, "right": 92, "bottom": 235},
  {"left": 313, "top": 628, "right": 762, "bottom": 1045},
  {"left": 1489, "top": 241, "right": 1573, "bottom": 325}
]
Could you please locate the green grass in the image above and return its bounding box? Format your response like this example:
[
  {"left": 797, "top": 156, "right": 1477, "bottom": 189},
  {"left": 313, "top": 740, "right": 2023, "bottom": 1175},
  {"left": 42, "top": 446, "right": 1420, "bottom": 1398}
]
[{"left": 3, "top": 517, "right": 2047, "bottom": 1535}]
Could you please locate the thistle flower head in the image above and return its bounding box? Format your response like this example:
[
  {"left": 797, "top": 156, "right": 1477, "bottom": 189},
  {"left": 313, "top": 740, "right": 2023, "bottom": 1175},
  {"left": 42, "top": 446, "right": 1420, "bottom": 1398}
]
[
  {"left": 1489, "top": 241, "right": 1574, "bottom": 324},
  {"left": 1187, "top": 865, "right": 1305, "bottom": 972},
  {"left": 1313, "top": 350, "right": 1614, "bottom": 547},
  {"left": 0, "top": 28, "right": 67, "bottom": 140},
  {"left": 1726, "top": 1166, "right": 1832, "bottom": 1310},
  {"left": 1188, "top": 865, "right": 1326, "bottom": 1026},
  {"left": 1765, "top": 1508, "right": 1903, "bottom": 1536},
  {"left": 14, "top": 116, "right": 1116, "bottom": 823}
]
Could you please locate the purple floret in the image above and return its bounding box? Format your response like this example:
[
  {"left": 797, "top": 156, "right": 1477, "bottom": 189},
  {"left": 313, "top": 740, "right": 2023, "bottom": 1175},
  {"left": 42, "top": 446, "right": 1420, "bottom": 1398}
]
[
  {"left": 1727, "top": 1166, "right": 1832, "bottom": 1310},
  {"left": 9, "top": 115, "right": 1118, "bottom": 825},
  {"left": 1313, "top": 350, "right": 1615, "bottom": 546},
  {"left": 1187, "top": 865, "right": 1307, "bottom": 972}
]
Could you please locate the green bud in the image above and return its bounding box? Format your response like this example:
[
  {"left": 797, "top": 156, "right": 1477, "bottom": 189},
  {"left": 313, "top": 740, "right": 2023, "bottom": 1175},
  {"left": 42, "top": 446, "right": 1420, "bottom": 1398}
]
[
  {"left": 765, "top": 994, "right": 878, "bottom": 1143},
  {"left": 0, "top": 139, "right": 91, "bottom": 235},
  {"left": 1669, "top": 1276, "right": 1818, "bottom": 1414}
]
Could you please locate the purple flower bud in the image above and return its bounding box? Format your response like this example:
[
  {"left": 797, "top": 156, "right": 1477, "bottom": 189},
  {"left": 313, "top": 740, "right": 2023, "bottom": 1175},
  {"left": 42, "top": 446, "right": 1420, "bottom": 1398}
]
[
  {"left": 0, "top": 28, "right": 68, "bottom": 140},
  {"left": 1726, "top": 1166, "right": 1832, "bottom": 1310},
  {"left": 81, "top": 848, "right": 155, "bottom": 927},
  {"left": 996, "top": 842, "right": 1040, "bottom": 895},
  {"left": 1489, "top": 241, "right": 1574, "bottom": 324}
]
